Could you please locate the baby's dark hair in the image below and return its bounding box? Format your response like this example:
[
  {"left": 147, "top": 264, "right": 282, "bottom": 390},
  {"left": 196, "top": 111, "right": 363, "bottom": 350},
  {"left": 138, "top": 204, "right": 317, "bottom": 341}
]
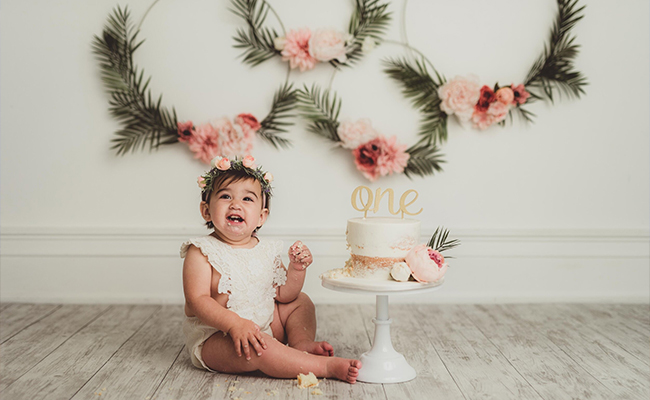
[{"left": 201, "top": 168, "right": 271, "bottom": 230}]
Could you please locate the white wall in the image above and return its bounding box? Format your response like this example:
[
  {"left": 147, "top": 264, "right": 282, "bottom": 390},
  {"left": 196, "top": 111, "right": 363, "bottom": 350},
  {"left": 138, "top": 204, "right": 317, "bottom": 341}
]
[{"left": 1, "top": 0, "right": 648, "bottom": 304}]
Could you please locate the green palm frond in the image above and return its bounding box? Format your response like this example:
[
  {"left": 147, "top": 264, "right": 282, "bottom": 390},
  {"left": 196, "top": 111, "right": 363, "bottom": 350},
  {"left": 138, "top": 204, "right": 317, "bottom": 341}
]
[
  {"left": 257, "top": 82, "right": 297, "bottom": 149},
  {"left": 343, "top": 0, "right": 392, "bottom": 66},
  {"left": 524, "top": 0, "right": 587, "bottom": 103},
  {"left": 92, "top": 6, "right": 177, "bottom": 155},
  {"left": 383, "top": 57, "right": 448, "bottom": 145},
  {"left": 296, "top": 84, "right": 342, "bottom": 142},
  {"left": 427, "top": 226, "right": 460, "bottom": 254},
  {"left": 230, "top": 0, "right": 280, "bottom": 67},
  {"left": 403, "top": 141, "right": 445, "bottom": 178}
]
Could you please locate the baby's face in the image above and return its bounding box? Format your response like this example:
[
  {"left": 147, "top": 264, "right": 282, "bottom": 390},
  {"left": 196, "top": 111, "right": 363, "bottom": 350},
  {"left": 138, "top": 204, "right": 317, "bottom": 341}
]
[{"left": 201, "top": 178, "right": 268, "bottom": 246}]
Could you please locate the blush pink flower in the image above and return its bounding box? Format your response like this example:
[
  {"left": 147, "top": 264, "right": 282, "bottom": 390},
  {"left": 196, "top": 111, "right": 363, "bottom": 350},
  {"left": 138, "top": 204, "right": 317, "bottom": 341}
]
[
  {"left": 511, "top": 84, "right": 531, "bottom": 105},
  {"left": 263, "top": 172, "right": 274, "bottom": 183},
  {"left": 405, "top": 244, "right": 448, "bottom": 283},
  {"left": 309, "top": 28, "right": 348, "bottom": 63},
  {"left": 281, "top": 28, "right": 317, "bottom": 72},
  {"left": 337, "top": 118, "right": 378, "bottom": 149},
  {"left": 438, "top": 75, "right": 481, "bottom": 122},
  {"left": 216, "top": 157, "right": 231, "bottom": 171},
  {"left": 235, "top": 113, "right": 261, "bottom": 133},
  {"left": 471, "top": 101, "right": 509, "bottom": 130},
  {"left": 487, "top": 101, "right": 509, "bottom": 122},
  {"left": 211, "top": 117, "right": 253, "bottom": 158},
  {"left": 242, "top": 155, "right": 256, "bottom": 169},
  {"left": 177, "top": 121, "right": 195, "bottom": 143},
  {"left": 495, "top": 87, "right": 515, "bottom": 105},
  {"left": 197, "top": 176, "right": 206, "bottom": 189},
  {"left": 352, "top": 135, "right": 409, "bottom": 181},
  {"left": 188, "top": 123, "right": 220, "bottom": 164}
]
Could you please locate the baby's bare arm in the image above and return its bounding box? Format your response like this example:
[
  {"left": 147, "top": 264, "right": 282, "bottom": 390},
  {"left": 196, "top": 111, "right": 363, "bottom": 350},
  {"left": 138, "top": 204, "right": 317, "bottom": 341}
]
[
  {"left": 276, "top": 241, "right": 312, "bottom": 303},
  {"left": 183, "top": 245, "right": 267, "bottom": 359}
]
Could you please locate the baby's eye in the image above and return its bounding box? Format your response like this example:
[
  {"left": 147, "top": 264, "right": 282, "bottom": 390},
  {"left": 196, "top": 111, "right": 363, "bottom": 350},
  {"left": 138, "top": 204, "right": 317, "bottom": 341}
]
[
  {"left": 219, "top": 194, "right": 231, "bottom": 200},
  {"left": 243, "top": 196, "right": 254, "bottom": 202}
]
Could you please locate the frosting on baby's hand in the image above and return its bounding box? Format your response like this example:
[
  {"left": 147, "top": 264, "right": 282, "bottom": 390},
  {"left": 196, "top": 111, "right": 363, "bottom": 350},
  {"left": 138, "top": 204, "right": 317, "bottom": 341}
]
[{"left": 289, "top": 241, "right": 312, "bottom": 270}]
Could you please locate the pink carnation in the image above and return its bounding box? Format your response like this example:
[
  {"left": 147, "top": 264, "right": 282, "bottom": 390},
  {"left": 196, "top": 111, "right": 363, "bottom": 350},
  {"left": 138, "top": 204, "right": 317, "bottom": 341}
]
[
  {"left": 337, "top": 118, "right": 378, "bottom": 149},
  {"left": 281, "top": 28, "right": 317, "bottom": 72},
  {"left": 235, "top": 113, "right": 261, "bottom": 133},
  {"left": 188, "top": 123, "right": 220, "bottom": 164},
  {"left": 353, "top": 135, "right": 410, "bottom": 182},
  {"left": 405, "top": 244, "right": 448, "bottom": 283},
  {"left": 511, "top": 84, "right": 530, "bottom": 105},
  {"left": 177, "top": 121, "right": 195, "bottom": 143},
  {"left": 471, "top": 101, "right": 510, "bottom": 130},
  {"left": 438, "top": 75, "right": 481, "bottom": 122},
  {"left": 309, "top": 28, "right": 348, "bottom": 63},
  {"left": 212, "top": 117, "right": 253, "bottom": 158}
]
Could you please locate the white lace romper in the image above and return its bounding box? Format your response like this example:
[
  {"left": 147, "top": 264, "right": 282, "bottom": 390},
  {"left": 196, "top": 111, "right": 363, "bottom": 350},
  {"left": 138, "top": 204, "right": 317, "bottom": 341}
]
[{"left": 180, "top": 236, "right": 287, "bottom": 371}]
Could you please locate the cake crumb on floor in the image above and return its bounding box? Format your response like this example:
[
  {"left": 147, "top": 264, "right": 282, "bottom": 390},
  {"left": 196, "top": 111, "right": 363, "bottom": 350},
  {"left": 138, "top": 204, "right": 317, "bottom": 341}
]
[
  {"left": 297, "top": 372, "right": 319, "bottom": 388},
  {"left": 311, "top": 388, "right": 324, "bottom": 395}
]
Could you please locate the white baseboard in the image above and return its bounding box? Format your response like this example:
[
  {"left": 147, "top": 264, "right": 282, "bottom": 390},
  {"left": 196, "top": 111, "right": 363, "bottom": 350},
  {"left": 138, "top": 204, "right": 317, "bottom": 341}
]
[{"left": 1, "top": 227, "right": 648, "bottom": 304}]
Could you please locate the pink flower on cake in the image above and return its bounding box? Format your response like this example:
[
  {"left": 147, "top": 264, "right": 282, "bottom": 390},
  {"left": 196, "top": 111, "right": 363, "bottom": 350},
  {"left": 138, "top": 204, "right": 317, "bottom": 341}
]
[
  {"left": 511, "top": 84, "right": 530, "bottom": 105},
  {"left": 281, "top": 28, "right": 317, "bottom": 72},
  {"left": 242, "top": 155, "right": 256, "bottom": 169},
  {"left": 475, "top": 85, "right": 496, "bottom": 112},
  {"left": 177, "top": 121, "right": 195, "bottom": 143},
  {"left": 337, "top": 118, "right": 378, "bottom": 149},
  {"left": 353, "top": 135, "right": 410, "bottom": 181},
  {"left": 212, "top": 117, "right": 253, "bottom": 158},
  {"left": 495, "top": 87, "right": 515, "bottom": 105},
  {"left": 438, "top": 75, "right": 481, "bottom": 122},
  {"left": 235, "top": 113, "right": 261, "bottom": 133},
  {"left": 188, "top": 123, "right": 220, "bottom": 164},
  {"left": 308, "top": 28, "right": 348, "bottom": 63},
  {"left": 405, "top": 244, "right": 448, "bottom": 283}
]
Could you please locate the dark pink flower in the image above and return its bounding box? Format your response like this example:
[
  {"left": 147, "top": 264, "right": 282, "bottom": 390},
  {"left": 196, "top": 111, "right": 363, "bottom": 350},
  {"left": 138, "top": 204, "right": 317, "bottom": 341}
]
[
  {"left": 427, "top": 248, "right": 445, "bottom": 266},
  {"left": 177, "top": 121, "right": 195, "bottom": 143},
  {"left": 353, "top": 135, "right": 410, "bottom": 181},
  {"left": 235, "top": 113, "right": 262, "bottom": 133},
  {"left": 511, "top": 84, "right": 530, "bottom": 105},
  {"left": 475, "top": 85, "right": 496, "bottom": 112}
]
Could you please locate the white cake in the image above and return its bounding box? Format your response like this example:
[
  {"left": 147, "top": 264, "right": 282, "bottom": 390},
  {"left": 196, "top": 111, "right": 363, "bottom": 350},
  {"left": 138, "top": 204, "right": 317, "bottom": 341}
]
[{"left": 339, "top": 217, "right": 420, "bottom": 280}]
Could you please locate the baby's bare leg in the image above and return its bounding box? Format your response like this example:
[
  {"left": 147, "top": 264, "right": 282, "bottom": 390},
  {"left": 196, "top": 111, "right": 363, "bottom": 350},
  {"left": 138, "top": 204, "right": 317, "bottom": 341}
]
[
  {"left": 201, "top": 332, "right": 361, "bottom": 382},
  {"left": 275, "top": 292, "right": 334, "bottom": 356}
]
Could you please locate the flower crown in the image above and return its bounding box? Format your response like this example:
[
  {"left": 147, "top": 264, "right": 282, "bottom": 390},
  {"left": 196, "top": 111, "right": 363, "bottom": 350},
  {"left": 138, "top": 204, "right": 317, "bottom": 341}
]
[{"left": 197, "top": 156, "right": 273, "bottom": 198}]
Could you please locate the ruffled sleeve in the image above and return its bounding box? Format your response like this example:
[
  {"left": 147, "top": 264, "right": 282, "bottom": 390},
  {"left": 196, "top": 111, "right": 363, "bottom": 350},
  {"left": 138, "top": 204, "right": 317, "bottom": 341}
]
[{"left": 180, "top": 237, "right": 232, "bottom": 295}]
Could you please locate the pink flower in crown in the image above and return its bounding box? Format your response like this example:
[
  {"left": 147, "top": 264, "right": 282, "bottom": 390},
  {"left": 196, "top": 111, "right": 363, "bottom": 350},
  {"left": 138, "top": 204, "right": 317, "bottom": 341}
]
[
  {"left": 438, "top": 75, "right": 481, "bottom": 122},
  {"left": 281, "top": 28, "right": 317, "bottom": 72},
  {"left": 197, "top": 176, "right": 206, "bottom": 188},
  {"left": 177, "top": 121, "right": 195, "bottom": 143},
  {"left": 495, "top": 87, "right": 515, "bottom": 105},
  {"left": 263, "top": 172, "right": 274, "bottom": 183},
  {"left": 216, "top": 157, "right": 231, "bottom": 171},
  {"left": 405, "top": 244, "right": 448, "bottom": 283},
  {"left": 212, "top": 117, "right": 253, "bottom": 158},
  {"left": 511, "top": 84, "right": 531, "bottom": 105},
  {"left": 242, "top": 155, "right": 256, "bottom": 169},
  {"left": 353, "top": 135, "right": 409, "bottom": 181},
  {"left": 337, "top": 118, "right": 378, "bottom": 149},
  {"left": 188, "top": 123, "right": 220, "bottom": 164},
  {"left": 235, "top": 113, "right": 262, "bottom": 133},
  {"left": 309, "top": 28, "right": 348, "bottom": 63}
]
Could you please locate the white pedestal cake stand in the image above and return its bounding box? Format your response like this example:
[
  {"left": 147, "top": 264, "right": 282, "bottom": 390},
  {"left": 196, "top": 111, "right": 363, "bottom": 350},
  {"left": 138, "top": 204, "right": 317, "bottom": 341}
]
[{"left": 321, "top": 276, "right": 443, "bottom": 384}]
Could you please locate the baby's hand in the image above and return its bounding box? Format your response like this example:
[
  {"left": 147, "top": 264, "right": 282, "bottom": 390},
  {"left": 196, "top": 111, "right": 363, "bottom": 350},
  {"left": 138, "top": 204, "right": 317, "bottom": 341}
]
[
  {"left": 289, "top": 241, "right": 313, "bottom": 270},
  {"left": 227, "top": 318, "right": 267, "bottom": 360}
]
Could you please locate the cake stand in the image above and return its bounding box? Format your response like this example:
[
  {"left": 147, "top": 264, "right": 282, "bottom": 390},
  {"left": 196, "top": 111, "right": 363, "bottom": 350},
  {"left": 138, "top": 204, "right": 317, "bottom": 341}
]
[{"left": 321, "top": 276, "right": 444, "bottom": 383}]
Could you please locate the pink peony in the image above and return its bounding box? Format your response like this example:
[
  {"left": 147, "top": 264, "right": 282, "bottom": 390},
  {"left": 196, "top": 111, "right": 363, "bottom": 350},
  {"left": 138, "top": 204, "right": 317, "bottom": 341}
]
[
  {"left": 211, "top": 117, "right": 253, "bottom": 158},
  {"left": 242, "top": 155, "right": 256, "bottom": 169},
  {"left": 309, "top": 28, "right": 348, "bottom": 63},
  {"left": 405, "top": 244, "right": 448, "bottom": 283},
  {"left": 438, "top": 75, "right": 481, "bottom": 122},
  {"left": 511, "top": 84, "right": 530, "bottom": 105},
  {"left": 235, "top": 113, "right": 261, "bottom": 133},
  {"left": 281, "top": 28, "right": 317, "bottom": 72},
  {"left": 216, "top": 157, "right": 231, "bottom": 171},
  {"left": 352, "top": 135, "right": 410, "bottom": 181},
  {"left": 495, "top": 87, "right": 515, "bottom": 105},
  {"left": 337, "top": 118, "right": 378, "bottom": 149},
  {"left": 188, "top": 123, "right": 220, "bottom": 164},
  {"left": 475, "top": 85, "right": 496, "bottom": 112}
]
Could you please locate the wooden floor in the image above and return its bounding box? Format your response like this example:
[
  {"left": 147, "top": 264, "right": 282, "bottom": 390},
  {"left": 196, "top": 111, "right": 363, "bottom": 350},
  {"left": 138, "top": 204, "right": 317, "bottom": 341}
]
[{"left": 0, "top": 303, "right": 648, "bottom": 400}]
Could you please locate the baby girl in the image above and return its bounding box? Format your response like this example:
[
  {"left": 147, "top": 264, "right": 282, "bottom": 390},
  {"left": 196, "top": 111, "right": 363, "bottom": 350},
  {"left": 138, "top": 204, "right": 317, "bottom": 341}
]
[{"left": 181, "top": 156, "right": 361, "bottom": 383}]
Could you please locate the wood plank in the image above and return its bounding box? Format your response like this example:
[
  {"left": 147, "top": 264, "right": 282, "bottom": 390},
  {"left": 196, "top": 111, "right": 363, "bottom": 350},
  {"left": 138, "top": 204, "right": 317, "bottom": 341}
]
[
  {"left": 0, "top": 303, "right": 60, "bottom": 343},
  {"left": 70, "top": 305, "right": 185, "bottom": 400},
  {"left": 510, "top": 304, "right": 649, "bottom": 399},
  {"left": 360, "top": 303, "right": 465, "bottom": 400},
  {"left": 467, "top": 304, "right": 639, "bottom": 400},
  {"left": 414, "top": 304, "right": 545, "bottom": 400},
  {"left": 0, "top": 304, "right": 109, "bottom": 391},
  {"left": 1, "top": 305, "right": 160, "bottom": 400}
]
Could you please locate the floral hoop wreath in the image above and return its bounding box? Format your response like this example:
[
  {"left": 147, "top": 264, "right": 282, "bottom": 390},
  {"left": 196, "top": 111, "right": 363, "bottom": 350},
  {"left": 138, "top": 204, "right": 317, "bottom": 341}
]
[
  {"left": 297, "top": 0, "right": 587, "bottom": 181},
  {"left": 231, "top": 0, "right": 391, "bottom": 71},
  {"left": 92, "top": 3, "right": 296, "bottom": 164}
]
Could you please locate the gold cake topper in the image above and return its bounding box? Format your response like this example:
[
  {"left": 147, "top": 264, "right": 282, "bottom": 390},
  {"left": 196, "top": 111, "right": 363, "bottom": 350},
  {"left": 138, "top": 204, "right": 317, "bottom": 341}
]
[{"left": 351, "top": 186, "right": 423, "bottom": 219}]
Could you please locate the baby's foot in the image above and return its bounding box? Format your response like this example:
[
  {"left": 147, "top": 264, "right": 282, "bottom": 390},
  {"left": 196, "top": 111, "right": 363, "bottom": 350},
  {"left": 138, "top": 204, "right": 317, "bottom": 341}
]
[
  {"left": 326, "top": 358, "right": 362, "bottom": 384},
  {"left": 294, "top": 340, "right": 334, "bottom": 357}
]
